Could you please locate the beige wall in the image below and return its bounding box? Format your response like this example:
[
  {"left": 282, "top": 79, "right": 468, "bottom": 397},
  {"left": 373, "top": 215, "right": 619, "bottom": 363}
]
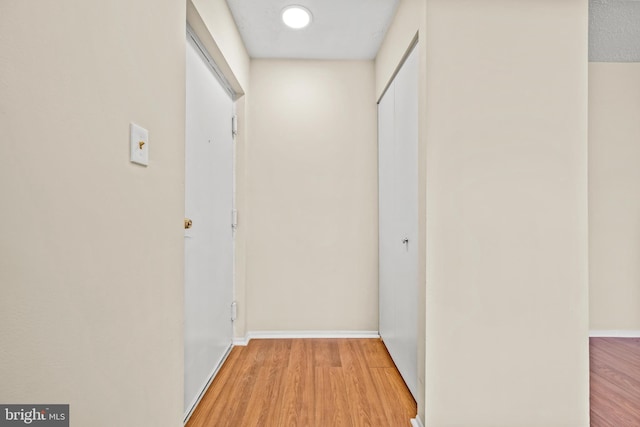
[
  {"left": 589, "top": 63, "right": 640, "bottom": 332},
  {"left": 375, "top": 0, "right": 426, "bottom": 421},
  {"left": 0, "top": 1, "right": 185, "bottom": 426},
  {"left": 424, "top": 0, "right": 589, "bottom": 425},
  {"left": 246, "top": 59, "right": 378, "bottom": 332}
]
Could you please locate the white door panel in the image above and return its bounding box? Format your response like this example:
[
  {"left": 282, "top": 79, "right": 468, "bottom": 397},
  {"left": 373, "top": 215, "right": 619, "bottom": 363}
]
[
  {"left": 378, "top": 44, "right": 419, "bottom": 400},
  {"left": 184, "top": 37, "right": 234, "bottom": 416},
  {"left": 378, "top": 81, "right": 395, "bottom": 344}
]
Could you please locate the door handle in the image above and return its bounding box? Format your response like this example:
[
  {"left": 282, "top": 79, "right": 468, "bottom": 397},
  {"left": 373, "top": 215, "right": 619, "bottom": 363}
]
[
  {"left": 402, "top": 238, "right": 409, "bottom": 244},
  {"left": 184, "top": 218, "right": 193, "bottom": 229}
]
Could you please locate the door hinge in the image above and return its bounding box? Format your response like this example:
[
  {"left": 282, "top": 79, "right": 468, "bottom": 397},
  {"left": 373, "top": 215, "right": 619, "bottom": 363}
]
[
  {"left": 231, "top": 301, "right": 237, "bottom": 322},
  {"left": 232, "top": 115, "right": 238, "bottom": 138},
  {"left": 232, "top": 209, "right": 238, "bottom": 230}
]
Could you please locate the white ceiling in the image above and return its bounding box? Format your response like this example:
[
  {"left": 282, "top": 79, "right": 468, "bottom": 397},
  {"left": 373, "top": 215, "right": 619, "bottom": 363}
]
[
  {"left": 226, "top": 0, "right": 399, "bottom": 60},
  {"left": 589, "top": 0, "right": 640, "bottom": 62}
]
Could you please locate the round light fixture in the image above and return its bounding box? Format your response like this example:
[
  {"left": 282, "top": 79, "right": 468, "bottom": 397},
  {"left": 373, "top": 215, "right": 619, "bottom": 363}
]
[{"left": 282, "top": 5, "right": 312, "bottom": 29}]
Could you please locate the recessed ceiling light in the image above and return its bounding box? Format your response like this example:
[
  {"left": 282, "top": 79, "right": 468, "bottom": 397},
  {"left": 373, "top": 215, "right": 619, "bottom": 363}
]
[{"left": 282, "top": 5, "right": 312, "bottom": 29}]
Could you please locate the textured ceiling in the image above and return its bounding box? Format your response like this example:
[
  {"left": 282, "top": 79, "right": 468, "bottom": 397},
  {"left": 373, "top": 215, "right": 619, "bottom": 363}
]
[
  {"left": 590, "top": 0, "right": 640, "bottom": 62},
  {"left": 226, "top": 0, "right": 399, "bottom": 60}
]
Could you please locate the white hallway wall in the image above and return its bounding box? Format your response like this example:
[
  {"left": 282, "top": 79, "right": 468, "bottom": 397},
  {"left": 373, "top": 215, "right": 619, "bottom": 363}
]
[
  {"left": 0, "top": 0, "right": 186, "bottom": 425},
  {"left": 589, "top": 62, "right": 640, "bottom": 332},
  {"left": 245, "top": 59, "right": 379, "bottom": 333},
  {"left": 423, "top": 0, "right": 590, "bottom": 425}
]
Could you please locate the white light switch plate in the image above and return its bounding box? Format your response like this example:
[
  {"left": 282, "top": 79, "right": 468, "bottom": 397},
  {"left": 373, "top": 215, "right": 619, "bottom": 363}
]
[{"left": 130, "top": 123, "right": 149, "bottom": 166}]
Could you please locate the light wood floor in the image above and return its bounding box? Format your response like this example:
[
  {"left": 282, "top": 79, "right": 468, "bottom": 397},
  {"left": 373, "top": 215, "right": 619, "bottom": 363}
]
[
  {"left": 590, "top": 337, "right": 640, "bottom": 426},
  {"left": 186, "top": 338, "right": 417, "bottom": 427}
]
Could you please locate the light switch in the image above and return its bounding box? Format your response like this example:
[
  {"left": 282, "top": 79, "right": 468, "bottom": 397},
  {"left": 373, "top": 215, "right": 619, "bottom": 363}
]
[{"left": 130, "top": 123, "right": 149, "bottom": 166}]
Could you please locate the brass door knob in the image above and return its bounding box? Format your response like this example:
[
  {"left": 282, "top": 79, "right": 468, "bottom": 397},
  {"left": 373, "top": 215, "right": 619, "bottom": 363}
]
[{"left": 184, "top": 218, "right": 193, "bottom": 229}]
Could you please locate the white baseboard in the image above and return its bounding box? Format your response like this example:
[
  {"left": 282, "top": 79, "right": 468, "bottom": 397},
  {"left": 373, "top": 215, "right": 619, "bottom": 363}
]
[
  {"left": 411, "top": 416, "right": 424, "bottom": 427},
  {"left": 590, "top": 330, "right": 640, "bottom": 338},
  {"left": 233, "top": 330, "right": 380, "bottom": 346}
]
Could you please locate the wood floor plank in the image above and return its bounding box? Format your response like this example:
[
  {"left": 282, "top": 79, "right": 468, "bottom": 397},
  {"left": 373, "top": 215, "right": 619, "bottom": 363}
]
[
  {"left": 381, "top": 367, "right": 416, "bottom": 418},
  {"left": 238, "top": 366, "right": 286, "bottom": 427},
  {"left": 312, "top": 339, "right": 342, "bottom": 367},
  {"left": 595, "top": 340, "right": 640, "bottom": 371},
  {"left": 278, "top": 340, "right": 315, "bottom": 426},
  {"left": 259, "top": 338, "right": 292, "bottom": 369},
  {"left": 314, "top": 367, "right": 354, "bottom": 426},
  {"left": 339, "top": 340, "right": 389, "bottom": 427},
  {"left": 186, "top": 338, "right": 416, "bottom": 427},
  {"left": 237, "top": 339, "right": 291, "bottom": 426},
  {"left": 370, "top": 367, "right": 415, "bottom": 426},
  {"left": 362, "top": 338, "right": 394, "bottom": 368},
  {"left": 590, "top": 358, "right": 640, "bottom": 398},
  {"left": 590, "top": 410, "right": 615, "bottom": 427},
  {"left": 590, "top": 337, "right": 640, "bottom": 427}
]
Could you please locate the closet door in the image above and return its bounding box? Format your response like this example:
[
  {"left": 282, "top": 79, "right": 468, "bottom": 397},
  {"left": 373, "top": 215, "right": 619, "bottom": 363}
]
[
  {"left": 378, "top": 45, "right": 418, "bottom": 399},
  {"left": 378, "top": 74, "right": 397, "bottom": 355}
]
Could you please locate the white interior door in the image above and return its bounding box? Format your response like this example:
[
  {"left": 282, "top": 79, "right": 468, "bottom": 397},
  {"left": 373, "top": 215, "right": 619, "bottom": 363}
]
[
  {"left": 184, "top": 35, "right": 234, "bottom": 417},
  {"left": 378, "top": 44, "right": 419, "bottom": 400}
]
